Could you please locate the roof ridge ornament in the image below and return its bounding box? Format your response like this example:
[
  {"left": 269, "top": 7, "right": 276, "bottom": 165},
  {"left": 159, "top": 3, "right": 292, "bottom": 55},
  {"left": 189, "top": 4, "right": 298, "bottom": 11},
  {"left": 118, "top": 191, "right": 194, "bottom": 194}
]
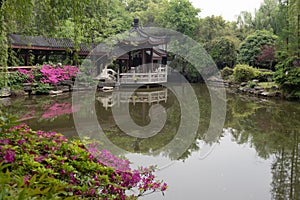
[{"left": 133, "top": 18, "right": 139, "bottom": 28}]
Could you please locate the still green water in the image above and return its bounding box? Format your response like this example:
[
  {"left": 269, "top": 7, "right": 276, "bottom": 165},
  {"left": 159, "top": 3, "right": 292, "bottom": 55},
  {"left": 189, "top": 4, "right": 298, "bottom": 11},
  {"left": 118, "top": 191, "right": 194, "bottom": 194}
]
[{"left": 1, "top": 84, "right": 299, "bottom": 200}]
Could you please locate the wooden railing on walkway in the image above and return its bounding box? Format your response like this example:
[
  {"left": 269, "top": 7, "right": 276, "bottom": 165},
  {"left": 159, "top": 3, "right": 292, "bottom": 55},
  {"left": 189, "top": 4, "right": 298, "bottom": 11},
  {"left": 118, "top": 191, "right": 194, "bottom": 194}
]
[{"left": 0, "top": 66, "right": 37, "bottom": 73}]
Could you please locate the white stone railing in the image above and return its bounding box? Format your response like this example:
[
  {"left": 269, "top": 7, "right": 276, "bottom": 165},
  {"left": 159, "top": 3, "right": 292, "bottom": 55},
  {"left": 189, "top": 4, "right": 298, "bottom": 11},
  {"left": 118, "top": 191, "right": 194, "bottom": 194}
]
[{"left": 119, "top": 65, "right": 168, "bottom": 84}]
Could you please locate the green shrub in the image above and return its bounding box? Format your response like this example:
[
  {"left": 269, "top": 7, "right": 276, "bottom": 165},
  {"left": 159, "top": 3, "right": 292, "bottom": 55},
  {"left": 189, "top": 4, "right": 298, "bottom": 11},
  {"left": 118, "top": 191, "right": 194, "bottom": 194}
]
[
  {"left": 248, "top": 81, "right": 257, "bottom": 88},
  {"left": 0, "top": 73, "right": 28, "bottom": 90},
  {"left": 233, "top": 64, "right": 258, "bottom": 83},
  {"left": 255, "top": 70, "right": 274, "bottom": 82},
  {"left": 274, "top": 57, "right": 300, "bottom": 99},
  {"left": 0, "top": 74, "right": 5, "bottom": 89},
  {"left": 0, "top": 168, "right": 69, "bottom": 199},
  {"left": 221, "top": 66, "right": 234, "bottom": 79},
  {"left": 34, "top": 83, "right": 53, "bottom": 94}
]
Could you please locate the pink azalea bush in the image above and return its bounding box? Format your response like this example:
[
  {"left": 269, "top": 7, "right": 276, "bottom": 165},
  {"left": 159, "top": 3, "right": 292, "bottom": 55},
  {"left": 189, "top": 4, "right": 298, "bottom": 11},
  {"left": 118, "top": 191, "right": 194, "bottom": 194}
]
[
  {"left": 0, "top": 123, "right": 167, "bottom": 199},
  {"left": 17, "top": 69, "right": 35, "bottom": 81},
  {"left": 17, "top": 64, "right": 79, "bottom": 85}
]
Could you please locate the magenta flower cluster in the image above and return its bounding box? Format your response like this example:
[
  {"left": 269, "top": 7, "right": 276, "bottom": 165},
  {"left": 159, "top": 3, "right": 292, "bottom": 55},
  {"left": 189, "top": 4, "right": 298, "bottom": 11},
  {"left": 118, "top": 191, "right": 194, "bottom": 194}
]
[
  {"left": 17, "top": 69, "right": 34, "bottom": 81},
  {"left": 0, "top": 123, "right": 168, "bottom": 199},
  {"left": 86, "top": 143, "right": 168, "bottom": 197},
  {"left": 17, "top": 64, "right": 79, "bottom": 85},
  {"left": 0, "top": 147, "right": 16, "bottom": 163},
  {"left": 40, "top": 65, "right": 79, "bottom": 84},
  {"left": 87, "top": 144, "right": 131, "bottom": 171}
]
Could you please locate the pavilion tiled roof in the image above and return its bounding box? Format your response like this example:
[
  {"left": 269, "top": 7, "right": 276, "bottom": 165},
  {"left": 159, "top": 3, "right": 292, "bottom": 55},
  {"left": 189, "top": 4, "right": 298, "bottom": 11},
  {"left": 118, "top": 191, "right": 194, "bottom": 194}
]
[
  {"left": 8, "top": 34, "right": 90, "bottom": 53},
  {"left": 122, "top": 18, "right": 168, "bottom": 47}
]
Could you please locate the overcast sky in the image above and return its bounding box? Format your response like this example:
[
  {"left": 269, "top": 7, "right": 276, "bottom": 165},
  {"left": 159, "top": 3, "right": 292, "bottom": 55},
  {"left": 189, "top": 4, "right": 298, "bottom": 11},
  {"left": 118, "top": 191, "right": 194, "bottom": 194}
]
[{"left": 190, "top": 0, "right": 264, "bottom": 21}]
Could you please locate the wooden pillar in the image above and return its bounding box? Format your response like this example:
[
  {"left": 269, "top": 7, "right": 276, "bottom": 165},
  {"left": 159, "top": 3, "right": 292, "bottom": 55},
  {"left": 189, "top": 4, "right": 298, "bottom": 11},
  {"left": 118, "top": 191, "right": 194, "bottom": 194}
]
[
  {"left": 142, "top": 49, "right": 145, "bottom": 65},
  {"left": 150, "top": 48, "right": 153, "bottom": 72},
  {"left": 128, "top": 52, "right": 132, "bottom": 72},
  {"left": 46, "top": 52, "right": 49, "bottom": 63},
  {"left": 24, "top": 51, "right": 29, "bottom": 66},
  {"left": 118, "top": 60, "right": 122, "bottom": 73},
  {"left": 69, "top": 52, "right": 73, "bottom": 64},
  {"left": 34, "top": 52, "right": 38, "bottom": 65},
  {"left": 126, "top": 59, "right": 129, "bottom": 72},
  {"left": 142, "top": 49, "right": 146, "bottom": 72}
]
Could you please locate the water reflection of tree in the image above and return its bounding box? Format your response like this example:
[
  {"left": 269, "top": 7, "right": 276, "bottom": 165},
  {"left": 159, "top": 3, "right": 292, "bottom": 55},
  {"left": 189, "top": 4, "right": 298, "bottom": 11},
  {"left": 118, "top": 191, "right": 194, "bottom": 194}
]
[
  {"left": 271, "top": 131, "right": 299, "bottom": 200},
  {"left": 226, "top": 92, "right": 300, "bottom": 200}
]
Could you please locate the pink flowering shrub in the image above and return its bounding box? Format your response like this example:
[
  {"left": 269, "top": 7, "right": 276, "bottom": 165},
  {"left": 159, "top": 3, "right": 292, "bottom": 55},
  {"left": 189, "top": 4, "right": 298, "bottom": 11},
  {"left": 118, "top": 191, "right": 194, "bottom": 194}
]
[
  {"left": 17, "top": 69, "right": 35, "bottom": 82},
  {"left": 0, "top": 123, "right": 167, "bottom": 199},
  {"left": 17, "top": 64, "right": 79, "bottom": 85},
  {"left": 40, "top": 65, "right": 79, "bottom": 84}
]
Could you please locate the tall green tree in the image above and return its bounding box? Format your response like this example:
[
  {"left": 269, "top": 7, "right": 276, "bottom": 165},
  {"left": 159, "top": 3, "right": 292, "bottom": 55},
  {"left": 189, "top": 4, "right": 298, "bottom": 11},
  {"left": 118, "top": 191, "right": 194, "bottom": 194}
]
[
  {"left": 195, "top": 16, "right": 227, "bottom": 43},
  {"left": 205, "top": 37, "right": 237, "bottom": 68},
  {"left": 106, "top": 0, "right": 131, "bottom": 36},
  {"left": 195, "top": 16, "right": 241, "bottom": 55},
  {"left": 254, "top": 0, "right": 282, "bottom": 34},
  {"left": 276, "top": 0, "right": 300, "bottom": 58},
  {"left": 125, "top": 0, "right": 167, "bottom": 27},
  {"left": 0, "top": 0, "right": 35, "bottom": 86},
  {"left": 157, "top": 0, "right": 200, "bottom": 37},
  {"left": 236, "top": 11, "right": 255, "bottom": 41},
  {"left": 125, "top": 0, "right": 154, "bottom": 13},
  {"left": 274, "top": 0, "right": 300, "bottom": 99}
]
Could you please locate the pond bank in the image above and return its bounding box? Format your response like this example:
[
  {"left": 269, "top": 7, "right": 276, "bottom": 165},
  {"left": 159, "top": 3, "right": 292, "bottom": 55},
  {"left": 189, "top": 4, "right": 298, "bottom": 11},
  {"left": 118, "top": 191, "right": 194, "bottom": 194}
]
[{"left": 224, "top": 80, "right": 284, "bottom": 99}]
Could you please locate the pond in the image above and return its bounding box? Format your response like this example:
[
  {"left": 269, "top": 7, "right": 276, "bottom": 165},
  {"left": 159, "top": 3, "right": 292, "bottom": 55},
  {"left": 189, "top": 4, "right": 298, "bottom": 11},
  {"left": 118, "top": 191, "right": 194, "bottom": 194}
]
[{"left": 1, "top": 84, "right": 299, "bottom": 200}]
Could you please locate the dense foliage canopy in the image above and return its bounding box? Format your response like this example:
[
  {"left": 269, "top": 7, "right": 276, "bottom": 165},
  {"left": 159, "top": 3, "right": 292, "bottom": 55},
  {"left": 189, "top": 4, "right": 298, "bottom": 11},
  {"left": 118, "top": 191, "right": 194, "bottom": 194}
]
[{"left": 237, "top": 30, "right": 277, "bottom": 66}]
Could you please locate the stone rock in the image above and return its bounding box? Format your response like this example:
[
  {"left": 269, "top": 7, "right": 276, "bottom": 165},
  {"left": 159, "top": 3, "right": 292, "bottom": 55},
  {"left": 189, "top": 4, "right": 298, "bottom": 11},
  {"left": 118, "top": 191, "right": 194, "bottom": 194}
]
[
  {"left": 252, "top": 79, "right": 259, "bottom": 83},
  {"left": 11, "top": 90, "right": 27, "bottom": 97},
  {"left": 271, "top": 85, "right": 279, "bottom": 90},
  {"left": 57, "top": 86, "right": 71, "bottom": 92},
  {"left": 275, "top": 91, "right": 282, "bottom": 97},
  {"left": 49, "top": 90, "right": 63, "bottom": 95},
  {"left": 238, "top": 87, "right": 246, "bottom": 92},
  {"left": 240, "top": 82, "right": 247, "bottom": 87},
  {"left": 254, "top": 90, "right": 262, "bottom": 95},
  {"left": 261, "top": 92, "right": 270, "bottom": 96},
  {"left": 0, "top": 97, "right": 11, "bottom": 106},
  {"left": 0, "top": 87, "right": 11, "bottom": 98},
  {"left": 60, "top": 80, "right": 73, "bottom": 85},
  {"left": 254, "top": 86, "right": 263, "bottom": 90}
]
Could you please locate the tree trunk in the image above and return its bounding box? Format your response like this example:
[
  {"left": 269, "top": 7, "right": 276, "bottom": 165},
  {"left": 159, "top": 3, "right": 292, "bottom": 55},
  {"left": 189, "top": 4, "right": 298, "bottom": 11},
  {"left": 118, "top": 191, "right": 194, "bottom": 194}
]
[{"left": 297, "top": 11, "right": 300, "bottom": 59}]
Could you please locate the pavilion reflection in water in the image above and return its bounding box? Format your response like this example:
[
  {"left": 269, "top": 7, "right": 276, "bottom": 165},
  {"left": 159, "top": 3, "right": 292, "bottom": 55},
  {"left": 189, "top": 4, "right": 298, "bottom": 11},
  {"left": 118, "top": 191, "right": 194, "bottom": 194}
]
[{"left": 96, "top": 87, "right": 168, "bottom": 110}]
